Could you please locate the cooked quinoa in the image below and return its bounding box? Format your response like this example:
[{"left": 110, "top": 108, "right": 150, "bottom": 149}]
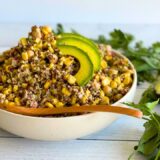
[{"left": 0, "top": 26, "right": 134, "bottom": 108}]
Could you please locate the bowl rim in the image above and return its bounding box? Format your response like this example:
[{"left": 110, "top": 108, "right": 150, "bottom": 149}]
[{"left": 0, "top": 50, "right": 137, "bottom": 120}]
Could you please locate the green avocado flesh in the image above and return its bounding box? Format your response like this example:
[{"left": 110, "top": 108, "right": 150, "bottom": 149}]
[
  {"left": 58, "top": 45, "right": 94, "bottom": 86},
  {"left": 58, "top": 33, "right": 101, "bottom": 71},
  {"left": 59, "top": 33, "right": 97, "bottom": 49}
]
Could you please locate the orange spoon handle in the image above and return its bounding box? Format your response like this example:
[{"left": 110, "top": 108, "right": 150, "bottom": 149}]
[{"left": 0, "top": 103, "right": 143, "bottom": 118}]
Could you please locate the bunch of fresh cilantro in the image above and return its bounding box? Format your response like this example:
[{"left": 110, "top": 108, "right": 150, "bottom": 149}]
[{"left": 126, "top": 100, "right": 160, "bottom": 160}]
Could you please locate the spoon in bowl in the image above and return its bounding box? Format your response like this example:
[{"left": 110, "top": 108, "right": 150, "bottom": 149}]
[{"left": 0, "top": 103, "right": 143, "bottom": 118}]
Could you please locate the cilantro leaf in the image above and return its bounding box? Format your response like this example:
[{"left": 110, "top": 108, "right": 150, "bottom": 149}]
[
  {"left": 127, "top": 100, "right": 160, "bottom": 159},
  {"left": 108, "top": 29, "right": 134, "bottom": 50},
  {"left": 54, "top": 23, "right": 65, "bottom": 34},
  {"left": 124, "top": 100, "right": 159, "bottom": 116}
]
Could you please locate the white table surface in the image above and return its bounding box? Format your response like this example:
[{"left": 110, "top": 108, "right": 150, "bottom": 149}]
[{"left": 0, "top": 24, "right": 160, "bottom": 160}]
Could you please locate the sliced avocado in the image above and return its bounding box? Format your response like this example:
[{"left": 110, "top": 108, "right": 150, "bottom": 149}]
[
  {"left": 59, "top": 33, "right": 97, "bottom": 49},
  {"left": 58, "top": 33, "right": 101, "bottom": 71},
  {"left": 58, "top": 45, "right": 93, "bottom": 86}
]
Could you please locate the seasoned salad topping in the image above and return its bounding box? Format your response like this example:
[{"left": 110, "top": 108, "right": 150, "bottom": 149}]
[{"left": 0, "top": 26, "right": 133, "bottom": 108}]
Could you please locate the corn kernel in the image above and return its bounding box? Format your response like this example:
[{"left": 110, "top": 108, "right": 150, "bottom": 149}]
[
  {"left": 4, "top": 99, "right": 9, "bottom": 104},
  {"left": 45, "top": 102, "right": 54, "bottom": 108},
  {"left": 44, "top": 81, "right": 51, "bottom": 89},
  {"left": 8, "top": 85, "right": 12, "bottom": 89},
  {"left": 32, "top": 42, "right": 42, "bottom": 51},
  {"left": 0, "top": 86, "right": 3, "bottom": 91},
  {"left": 20, "top": 38, "right": 27, "bottom": 46},
  {"left": 101, "top": 96, "right": 110, "bottom": 104},
  {"left": 40, "top": 60, "right": 45, "bottom": 65},
  {"left": 101, "top": 60, "right": 107, "bottom": 69},
  {"left": 110, "top": 81, "right": 118, "bottom": 89},
  {"left": 8, "top": 102, "right": 15, "bottom": 106},
  {"left": 1, "top": 75, "right": 7, "bottom": 82},
  {"left": 52, "top": 98, "right": 58, "bottom": 104},
  {"left": 43, "top": 42, "right": 49, "bottom": 48},
  {"left": 71, "top": 96, "right": 77, "bottom": 105},
  {"left": 109, "top": 69, "right": 118, "bottom": 75},
  {"left": 120, "top": 73, "right": 130, "bottom": 79},
  {"left": 95, "top": 75, "right": 100, "bottom": 81},
  {"left": 3, "top": 88, "right": 11, "bottom": 95},
  {"left": 59, "top": 57, "right": 65, "bottom": 65},
  {"left": 67, "top": 75, "right": 76, "bottom": 85},
  {"left": 13, "top": 85, "right": 18, "bottom": 92},
  {"left": 22, "top": 52, "right": 29, "bottom": 61},
  {"left": 34, "top": 38, "right": 41, "bottom": 43},
  {"left": 82, "top": 96, "right": 87, "bottom": 103},
  {"left": 37, "top": 41, "right": 42, "bottom": 48},
  {"left": 64, "top": 74, "right": 69, "bottom": 80},
  {"left": 92, "top": 81, "right": 101, "bottom": 89},
  {"left": 14, "top": 97, "right": 20, "bottom": 105},
  {"left": 41, "top": 26, "right": 52, "bottom": 35},
  {"left": 103, "top": 86, "right": 112, "bottom": 94},
  {"left": 118, "top": 83, "right": 124, "bottom": 90},
  {"left": 56, "top": 102, "right": 64, "bottom": 108},
  {"left": 27, "top": 50, "right": 34, "bottom": 58},
  {"left": 100, "top": 90, "right": 105, "bottom": 98},
  {"left": 62, "top": 87, "right": 71, "bottom": 96},
  {"left": 126, "top": 70, "right": 134, "bottom": 74},
  {"left": 22, "top": 83, "right": 28, "bottom": 88},
  {"left": 8, "top": 93, "right": 15, "bottom": 100},
  {"left": 48, "top": 46, "right": 54, "bottom": 53},
  {"left": 51, "top": 40, "right": 57, "bottom": 47},
  {"left": 5, "top": 65, "right": 10, "bottom": 72},
  {"left": 102, "top": 77, "right": 111, "bottom": 86},
  {"left": 93, "top": 98, "right": 100, "bottom": 105},
  {"left": 122, "top": 66, "right": 130, "bottom": 72},
  {"left": 64, "top": 57, "right": 73, "bottom": 66},
  {"left": 49, "top": 63, "right": 54, "bottom": 69},
  {"left": 123, "top": 76, "right": 132, "bottom": 85},
  {"left": 114, "top": 77, "right": 121, "bottom": 85},
  {"left": 52, "top": 78, "right": 57, "bottom": 83},
  {"left": 86, "top": 89, "right": 91, "bottom": 97},
  {"left": 105, "top": 55, "right": 112, "bottom": 61},
  {"left": 40, "top": 52, "right": 46, "bottom": 59},
  {"left": 21, "top": 64, "right": 30, "bottom": 69}
]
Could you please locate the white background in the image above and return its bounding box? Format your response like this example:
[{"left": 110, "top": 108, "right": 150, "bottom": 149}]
[{"left": 0, "top": 0, "right": 160, "bottom": 24}]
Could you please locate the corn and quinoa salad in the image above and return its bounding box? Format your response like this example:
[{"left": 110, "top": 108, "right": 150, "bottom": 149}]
[{"left": 0, "top": 26, "right": 133, "bottom": 109}]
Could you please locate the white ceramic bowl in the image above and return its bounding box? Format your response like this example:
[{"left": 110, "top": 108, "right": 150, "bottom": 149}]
[{"left": 0, "top": 51, "right": 137, "bottom": 141}]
